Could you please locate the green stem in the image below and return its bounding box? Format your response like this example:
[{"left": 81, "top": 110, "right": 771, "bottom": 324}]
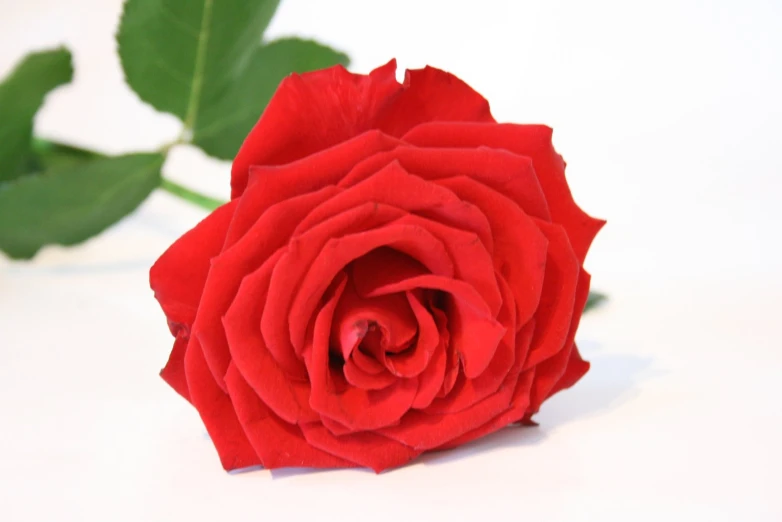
[
  {"left": 32, "top": 137, "right": 226, "bottom": 212},
  {"left": 160, "top": 178, "right": 224, "bottom": 211}
]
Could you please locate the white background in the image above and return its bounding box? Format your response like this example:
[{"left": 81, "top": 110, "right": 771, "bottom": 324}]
[{"left": 1, "top": 0, "right": 781, "bottom": 520}]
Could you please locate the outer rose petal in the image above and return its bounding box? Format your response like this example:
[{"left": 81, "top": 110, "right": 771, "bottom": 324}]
[
  {"left": 379, "top": 373, "right": 517, "bottom": 450},
  {"left": 436, "top": 175, "right": 549, "bottom": 327},
  {"left": 549, "top": 343, "right": 590, "bottom": 398},
  {"left": 223, "top": 249, "right": 318, "bottom": 425},
  {"left": 226, "top": 130, "right": 403, "bottom": 247},
  {"left": 160, "top": 331, "right": 190, "bottom": 402},
  {"left": 296, "top": 159, "right": 494, "bottom": 254},
  {"left": 436, "top": 369, "right": 536, "bottom": 450},
  {"left": 300, "top": 422, "right": 420, "bottom": 474},
  {"left": 231, "top": 61, "right": 402, "bottom": 198},
  {"left": 183, "top": 337, "right": 260, "bottom": 470},
  {"left": 339, "top": 146, "right": 550, "bottom": 222},
  {"left": 374, "top": 66, "right": 495, "bottom": 137},
  {"left": 194, "top": 187, "right": 339, "bottom": 388},
  {"left": 402, "top": 122, "right": 605, "bottom": 263},
  {"left": 523, "top": 221, "right": 581, "bottom": 370},
  {"left": 224, "top": 364, "right": 354, "bottom": 470},
  {"left": 527, "top": 267, "right": 592, "bottom": 413},
  {"left": 150, "top": 200, "right": 237, "bottom": 327}
]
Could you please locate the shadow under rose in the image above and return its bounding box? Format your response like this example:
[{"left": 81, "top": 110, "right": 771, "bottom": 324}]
[{"left": 417, "top": 340, "right": 656, "bottom": 467}]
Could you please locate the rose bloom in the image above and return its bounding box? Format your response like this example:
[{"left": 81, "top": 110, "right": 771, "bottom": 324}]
[{"left": 151, "top": 60, "right": 604, "bottom": 473}]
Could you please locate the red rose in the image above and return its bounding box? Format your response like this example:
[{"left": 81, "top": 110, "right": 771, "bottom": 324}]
[{"left": 150, "top": 60, "right": 604, "bottom": 473}]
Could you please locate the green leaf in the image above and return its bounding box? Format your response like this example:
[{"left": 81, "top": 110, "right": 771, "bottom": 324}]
[
  {"left": 0, "top": 48, "right": 73, "bottom": 182},
  {"left": 193, "top": 38, "right": 349, "bottom": 159},
  {"left": 116, "top": 0, "right": 281, "bottom": 130},
  {"left": 117, "top": 1, "right": 350, "bottom": 160},
  {"left": 0, "top": 153, "right": 164, "bottom": 259},
  {"left": 584, "top": 291, "right": 607, "bottom": 313}
]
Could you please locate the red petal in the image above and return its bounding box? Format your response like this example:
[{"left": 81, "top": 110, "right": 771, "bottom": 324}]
[
  {"left": 436, "top": 176, "right": 549, "bottom": 326},
  {"left": 527, "top": 268, "right": 592, "bottom": 413},
  {"left": 222, "top": 249, "right": 318, "bottom": 424},
  {"left": 304, "top": 274, "right": 418, "bottom": 431},
  {"left": 183, "top": 337, "right": 260, "bottom": 470},
  {"left": 423, "top": 274, "right": 517, "bottom": 415},
  {"left": 340, "top": 146, "right": 550, "bottom": 222},
  {"left": 436, "top": 369, "right": 536, "bottom": 450},
  {"left": 231, "top": 61, "right": 402, "bottom": 198},
  {"left": 366, "top": 274, "right": 505, "bottom": 380},
  {"left": 193, "top": 187, "right": 337, "bottom": 388},
  {"left": 549, "top": 343, "right": 591, "bottom": 397},
  {"left": 523, "top": 222, "right": 580, "bottom": 370},
  {"left": 262, "top": 203, "right": 407, "bottom": 364},
  {"left": 300, "top": 423, "right": 420, "bottom": 473},
  {"left": 377, "top": 291, "right": 439, "bottom": 378},
  {"left": 379, "top": 373, "right": 516, "bottom": 450},
  {"left": 402, "top": 122, "right": 604, "bottom": 263},
  {"left": 226, "top": 130, "right": 402, "bottom": 247},
  {"left": 374, "top": 66, "right": 495, "bottom": 137},
  {"left": 224, "top": 364, "right": 354, "bottom": 470},
  {"left": 160, "top": 331, "right": 191, "bottom": 402},
  {"left": 287, "top": 221, "right": 456, "bottom": 354},
  {"left": 298, "top": 159, "right": 494, "bottom": 256},
  {"left": 150, "top": 200, "right": 237, "bottom": 327},
  {"left": 343, "top": 359, "right": 397, "bottom": 390},
  {"left": 332, "top": 278, "right": 417, "bottom": 360}
]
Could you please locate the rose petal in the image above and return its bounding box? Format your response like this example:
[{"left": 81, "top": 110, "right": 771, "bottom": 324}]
[
  {"left": 366, "top": 274, "right": 505, "bottom": 379},
  {"left": 262, "top": 203, "right": 410, "bottom": 364},
  {"left": 183, "top": 337, "right": 260, "bottom": 470},
  {"left": 523, "top": 221, "right": 580, "bottom": 370},
  {"left": 529, "top": 270, "right": 592, "bottom": 411},
  {"left": 160, "top": 331, "right": 191, "bottom": 402},
  {"left": 436, "top": 369, "right": 536, "bottom": 450},
  {"left": 402, "top": 122, "right": 605, "bottom": 263},
  {"left": 340, "top": 146, "right": 550, "bottom": 222},
  {"left": 549, "top": 343, "right": 591, "bottom": 397},
  {"left": 436, "top": 176, "right": 549, "bottom": 326},
  {"left": 304, "top": 273, "right": 419, "bottom": 431},
  {"left": 332, "top": 278, "right": 417, "bottom": 359},
  {"left": 351, "top": 247, "right": 429, "bottom": 297},
  {"left": 226, "top": 130, "right": 402, "bottom": 247},
  {"left": 150, "top": 200, "right": 237, "bottom": 327},
  {"left": 194, "top": 187, "right": 338, "bottom": 388},
  {"left": 223, "top": 249, "right": 319, "bottom": 424},
  {"left": 527, "top": 268, "right": 591, "bottom": 413},
  {"left": 374, "top": 66, "right": 495, "bottom": 137},
  {"left": 296, "top": 159, "right": 494, "bottom": 255},
  {"left": 379, "top": 373, "right": 517, "bottom": 450},
  {"left": 343, "top": 358, "right": 397, "bottom": 390},
  {"left": 376, "top": 290, "right": 439, "bottom": 378},
  {"left": 224, "top": 364, "right": 354, "bottom": 470},
  {"left": 231, "top": 60, "right": 402, "bottom": 197},
  {"left": 287, "top": 220, "right": 456, "bottom": 354},
  {"left": 423, "top": 274, "right": 517, "bottom": 414},
  {"left": 300, "top": 423, "right": 420, "bottom": 473}
]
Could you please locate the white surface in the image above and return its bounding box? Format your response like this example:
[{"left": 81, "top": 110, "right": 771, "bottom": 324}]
[{"left": 1, "top": 0, "right": 781, "bottom": 520}]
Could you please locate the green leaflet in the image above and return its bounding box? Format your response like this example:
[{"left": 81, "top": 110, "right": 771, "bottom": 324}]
[
  {"left": 193, "top": 38, "right": 349, "bottom": 159},
  {"left": 0, "top": 153, "right": 164, "bottom": 259},
  {"left": 116, "top": 0, "right": 348, "bottom": 160},
  {"left": 0, "top": 48, "right": 73, "bottom": 182}
]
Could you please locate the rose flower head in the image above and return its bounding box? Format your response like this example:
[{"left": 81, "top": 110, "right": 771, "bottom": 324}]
[{"left": 150, "top": 60, "right": 604, "bottom": 473}]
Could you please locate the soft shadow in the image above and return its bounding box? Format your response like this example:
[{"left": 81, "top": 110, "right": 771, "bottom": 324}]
[
  {"left": 417, "top": 422, "right": 549, "bottom": 467},
  {"left": 270, "top": 466, "right": 374, "bottom": 480},
  {"left": 419, "top": 339, "right": 658, "bottom": 467}
]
